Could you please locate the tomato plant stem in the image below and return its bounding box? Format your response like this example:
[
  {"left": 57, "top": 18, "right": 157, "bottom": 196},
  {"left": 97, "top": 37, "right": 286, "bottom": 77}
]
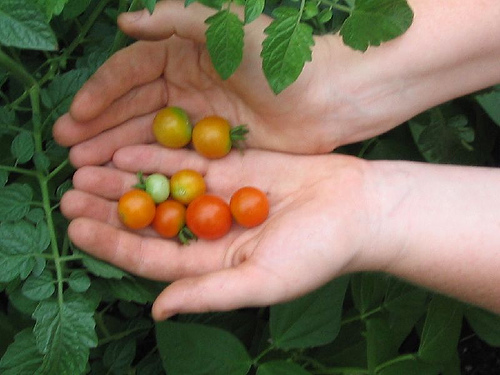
[{"left": 0, "top": 48, "right": 37, "bottom": 88}]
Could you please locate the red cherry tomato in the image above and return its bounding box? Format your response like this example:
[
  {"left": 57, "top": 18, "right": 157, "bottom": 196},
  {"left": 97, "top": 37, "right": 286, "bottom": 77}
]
[
  {"left": 152, "top": 200, "right": 186, "bottom": 238},
  {"left": 186, "top": 194, "right": 232, "bottom": 240},
  {"left": 118, "top": 189, "right": 156, "bottom": 230},
  {"left": 230, "top": 187, "right": 269, "bottom": 228}
]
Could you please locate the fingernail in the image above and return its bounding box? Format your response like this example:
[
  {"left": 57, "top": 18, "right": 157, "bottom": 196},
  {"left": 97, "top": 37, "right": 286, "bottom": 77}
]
[{"left": 120, "top": 10, "right": 145, "bottom": 23}]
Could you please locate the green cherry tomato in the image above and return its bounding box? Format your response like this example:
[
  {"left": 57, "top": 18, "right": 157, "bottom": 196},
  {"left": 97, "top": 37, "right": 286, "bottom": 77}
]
[
  {"left": 153, "top": 106, "right": 192, "bottom": 148},
  {"left": 145, "top": 173, "right": 170, "bottom": 203}
]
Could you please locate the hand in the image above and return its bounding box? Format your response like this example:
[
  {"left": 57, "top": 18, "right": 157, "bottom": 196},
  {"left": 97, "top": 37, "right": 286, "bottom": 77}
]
[
  {"left": 61, "top": 147, "right": 384, "bottom": 320},
  {"left": 52, "top": 0, "right": 422, "bottom": 166}
]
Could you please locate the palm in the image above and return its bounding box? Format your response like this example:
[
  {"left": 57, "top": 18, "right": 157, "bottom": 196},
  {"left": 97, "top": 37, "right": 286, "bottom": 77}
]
[{"left": 62, "top": 147, "right": 370, "bottom": 319}]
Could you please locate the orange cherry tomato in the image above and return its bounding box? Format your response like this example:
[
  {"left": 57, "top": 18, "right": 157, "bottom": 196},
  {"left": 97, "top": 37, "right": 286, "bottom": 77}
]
[
  {"left": 152, "top": 200, "right": 186, "bottom": 238},
  {"left": 118, "top": 189, "right": 156, "bottom": 230},
  {"left": 153, "top": 106, "right": 192, "bottom": 148},
  {"left": 170, "top": 169, "right": 206, "bottom": 205},
  {"left": 186, "top": 194, "right": 232, "bottom": 240},
  {"left": 230, "top": 186, "right": 269, "bottom": 228}
]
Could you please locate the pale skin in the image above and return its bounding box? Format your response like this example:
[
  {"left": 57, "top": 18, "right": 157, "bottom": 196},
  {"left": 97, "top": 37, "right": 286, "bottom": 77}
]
[{"left": 54, "top": 0, "right": 500, "bottom": 319}]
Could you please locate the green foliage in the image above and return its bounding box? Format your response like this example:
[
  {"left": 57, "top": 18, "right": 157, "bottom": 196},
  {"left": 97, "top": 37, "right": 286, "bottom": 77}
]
[{"left": 0, "top": 0, "right": 499, "bottom": 374}]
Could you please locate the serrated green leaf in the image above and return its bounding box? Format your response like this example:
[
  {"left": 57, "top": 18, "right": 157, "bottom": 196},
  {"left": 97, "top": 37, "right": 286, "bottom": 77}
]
[
  {"left": 464, "top": 306, "right": 500, "bottom": 347},
  {"left": 0, "top": 221, "right": 46, "bottom": 282},
  {"left": 0, "top": 329, "right": 44, "bottom": 375},
  {"left": 205, "top": 10, "right": 244, "bottom": 80},
  {"left": 156, "top": 321, "right": 252, "bottom": 375},
  {"left": 68, "top": 270, "right": 91, "bottom": 293},
  {"left": 32, "top": 291, "right": 98, "bottom": 375},
  {"left": 26, "top": 208, "right": 45, "bottom": 224},
  {"left": 475, "top": 87, "right": 500, "bottom": 127},
  {"left": 340, "top": 0, "right": 413, "bottom": 51},
  {"left": 33, "top": 152, "right": 50, "bottom": 174},
  {"left": 417, "top": 295, "right": 463, "bottom": 364},
  {"left": 22, "top": 269, "right": 55, "bottom": 301},
  {"left": 244, "top": 0, "right": 265, "bottom": 24},
  {"left": 261, "top": 7, "right": 314, "bottom": 94},
  {"left": 270, "top": 276, "right": 349, "bottom": 349},
  {"left": 0, "top": 0, "right": 58, "bottom": 50},
  {"left": 11, "top": 132, "right": 34, "bottom": 164},
  {"left": 0, "top": 184, "right": 32, "bottom": 221},
  {"left": 257, "top": 360, "right": 312, "bottom": 375}
]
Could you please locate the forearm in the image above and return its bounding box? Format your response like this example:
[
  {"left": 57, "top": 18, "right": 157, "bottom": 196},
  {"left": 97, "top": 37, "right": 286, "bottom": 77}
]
[{"left": 368, "top": 160, "right": 500, "bottom": 313}]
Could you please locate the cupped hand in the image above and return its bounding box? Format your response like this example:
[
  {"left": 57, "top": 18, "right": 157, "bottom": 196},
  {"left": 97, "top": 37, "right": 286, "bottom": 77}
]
[
  {"left": 52, "top": 0, "right": 416, "bottom": 167},
  {"left": 61, "top": 146, "right": 382, "bottom": 320}
]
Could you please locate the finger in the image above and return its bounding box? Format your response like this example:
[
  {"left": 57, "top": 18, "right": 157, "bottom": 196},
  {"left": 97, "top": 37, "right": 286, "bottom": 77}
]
[
  {"left": 61, "top": 190, "right": 119, "bottom": 225},
  {"left": 71, "top": 166, "right": 138, "bottom": 200},
  {"left": 117, "top": 0, "right": 213, "bottom": 42},
  {"left": 151, "top": 263, "right": 286, "bottom": 320},
  {"left": 67, "top": 113, "right": 156, "bottom": 167},
  {"left": 113, "top": 144, "right": 210, "bottom": 176},
  {"left": 55, "top": 78, "right": 167, "bottom": 146},
  {"left": 67, "top": 217, "right": 228, "bottom": 281},
  {"left": 67, "top": 41, "right": 169, "bottom": 124}
]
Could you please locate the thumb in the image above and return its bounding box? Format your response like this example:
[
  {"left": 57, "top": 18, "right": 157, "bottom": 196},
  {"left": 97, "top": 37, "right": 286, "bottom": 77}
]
[
  {"left": 151, "top": 264, "right": 286, "bottom": 321},
  {"left": 117, "top": 0, "right": 213, "bottom": 43}
]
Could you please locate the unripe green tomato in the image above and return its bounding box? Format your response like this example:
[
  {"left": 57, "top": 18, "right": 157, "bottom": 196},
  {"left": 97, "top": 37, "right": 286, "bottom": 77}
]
[{"left": 145, "top": 173, "right": 170, "bottom": 203}]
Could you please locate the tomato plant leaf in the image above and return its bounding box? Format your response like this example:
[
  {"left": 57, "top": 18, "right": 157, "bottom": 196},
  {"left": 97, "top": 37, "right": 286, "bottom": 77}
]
[
  {"left": 464, "top": 306, "right": 500, "bottom": 347},
  {"left": 340, "top": 0, "right": 413, "bottom": 51},
  {"left": 32, "top": 291, "right": 98, "bottom": 375},
  {"left": 79, "top": 250, "right": 128, "bottom": 279},
  {"left": 366, "top": 316, "right": 399, "bottom": 372},
  {"left": 0, "top": 0, "right": 57, "bottom": 50},
  {"left": 205, "top": 10, "right": 244, "bottom": 80},
  {"left": 0, "top": 183, "right": 32, "bottom": 221},
  {"left": 261, "top": 7, "right": 314, "bottom": 94},
  {"left": 257, "top": 360, "right": 312, "bottom": 375},
  {"left": 350, "top": 272, "right": 389, "bottom": 314},
  {"left": 68, "top": 270, "right": 91, "bottom": 293},
  {"left": 475, "top": 86, "right": 500, "bottom": 127},
  {"left": 21, "top": 269, "right": 55, "bottom": 301},
  {"left": 103, "top": 338, "right": 137, "bottom": 374},
  {"left": 41, "top": 69, "right": 91, "bottom": 120},
  {"left": 270, "top": 276, "right": 349, "bottom": 349},
  {"left": 0, "top": 329, "right": 44, "bottom": 375},
  {"left": 93, "top": 277, "right": 162, "bottom": 304},
  {"left": 417, "top": 295, "right": 463, "bottom": 364},
  {"left": 0, "top": 221, "right": 46, "bottom": 282},
  {"left": 11, "top": 132, "right": 34, "bottom": 164},
  {"left": 140, "top": 0, "right": 158, "bottom": 14},
  {"left": 62, "top": 0, "right": 92, "bottom": 19},
  {"left": 156, "top": 321, "right": 252, "bottom": 375},
  {"left": 377, "top": 355, "right": 443, "bottom": 375},
  {"left": 409, "top": 107, "right": 477, "bottom": 164},
  {"left": 34, "top": 0, "right": 69, "bottom": 20},
  {"left": 244, "top": 0, "right": 265, "bottom": 24}
]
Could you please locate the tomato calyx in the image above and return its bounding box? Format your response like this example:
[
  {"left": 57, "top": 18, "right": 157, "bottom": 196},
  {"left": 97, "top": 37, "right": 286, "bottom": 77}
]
[
  {"left": 133, "top": 171, "right": 147, "bottom": 190},
  {"left": 178, "top": 226, "right": 197, "bottom": 245},
  {"left": 230, "top": 125, "right": 249, "bottom": 151}
]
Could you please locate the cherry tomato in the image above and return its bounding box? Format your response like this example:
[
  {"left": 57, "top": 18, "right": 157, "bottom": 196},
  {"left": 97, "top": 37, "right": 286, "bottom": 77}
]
[
  {"left": 145, "top": 173, "right": 170, "bottom": 203},
  {"left": 170, "top": 169, "right": 206, "bottom": 205},
  {"left": 118, "top": 189, "right": 156, "bottom": 229},
  {"left": 153, "top": 106, "right": 192, "bottom": 148},
  {"left": 230, "top": 186, "right": 269, "bottom": 228},
  {"left": 152, "top": 200, "right": 186, "bottom": 238},
  {"left": 192, "top": 116, "right": 248, "bottom": 159},
  {"left": 186, "top": 194, "right": 232, "bottom": 240}
]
